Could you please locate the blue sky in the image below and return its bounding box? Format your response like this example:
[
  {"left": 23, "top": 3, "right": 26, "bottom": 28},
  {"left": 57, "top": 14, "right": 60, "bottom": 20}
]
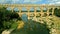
[{"left": 0, "top": 0, "right": 60, "bottom": 5}]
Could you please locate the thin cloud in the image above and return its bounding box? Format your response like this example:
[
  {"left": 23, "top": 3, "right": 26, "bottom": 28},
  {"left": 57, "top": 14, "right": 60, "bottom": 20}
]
[
  {"left": 0, "top": 0, "right": 60, "bottom": 5},
  {"left": 23, "top": 0, "right": 42, "bottom": 3},
  {"left": 47, "top": 0, "right": 60, "bottom": 5}
]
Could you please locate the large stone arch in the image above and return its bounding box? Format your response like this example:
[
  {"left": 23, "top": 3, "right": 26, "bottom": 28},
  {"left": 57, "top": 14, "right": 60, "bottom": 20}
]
[
  {"left": 54, "top": 8, "right": 60, "bottom": 17},
  {"left": 21, "top": 13, "right": 28, "bottom": 22}
]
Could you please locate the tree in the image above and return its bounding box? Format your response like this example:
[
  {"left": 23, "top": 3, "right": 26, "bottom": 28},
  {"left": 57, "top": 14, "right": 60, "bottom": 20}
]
[{"left": 0, "top": 7, "right": 22, "bottom": 34}]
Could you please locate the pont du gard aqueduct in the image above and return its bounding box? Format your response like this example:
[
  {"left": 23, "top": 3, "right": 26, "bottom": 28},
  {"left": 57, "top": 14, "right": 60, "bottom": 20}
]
[{"left": 0, "top": 4, "right": 60, "bottom": 21}]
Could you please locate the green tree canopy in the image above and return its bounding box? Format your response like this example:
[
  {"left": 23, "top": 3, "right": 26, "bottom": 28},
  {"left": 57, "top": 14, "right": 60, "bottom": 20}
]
[{"left": 0, "top": 7, "right": 22, "bottom": 33}]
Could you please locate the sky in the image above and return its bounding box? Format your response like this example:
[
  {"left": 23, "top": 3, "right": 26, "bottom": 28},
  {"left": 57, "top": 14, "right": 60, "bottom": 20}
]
[{"left": 0, "top": 0, "right": 60, "bottom": 5}]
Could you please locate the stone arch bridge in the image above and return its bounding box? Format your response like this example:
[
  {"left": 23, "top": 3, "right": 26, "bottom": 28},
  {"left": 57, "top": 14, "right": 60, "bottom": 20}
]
[{"left": 0, "top": 4, "right": 60, "bottom": 21}]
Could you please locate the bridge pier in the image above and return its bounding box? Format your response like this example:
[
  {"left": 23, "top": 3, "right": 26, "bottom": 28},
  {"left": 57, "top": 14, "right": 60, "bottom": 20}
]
[
  {"left": 0, "top": 4, "right": 60, "bottom": 21},
  {"left": 18, "top": 7, "right": 22, "bottom": 17},
  {"left": 52, "top": 7, "right": 55, "bottom": 16}
]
